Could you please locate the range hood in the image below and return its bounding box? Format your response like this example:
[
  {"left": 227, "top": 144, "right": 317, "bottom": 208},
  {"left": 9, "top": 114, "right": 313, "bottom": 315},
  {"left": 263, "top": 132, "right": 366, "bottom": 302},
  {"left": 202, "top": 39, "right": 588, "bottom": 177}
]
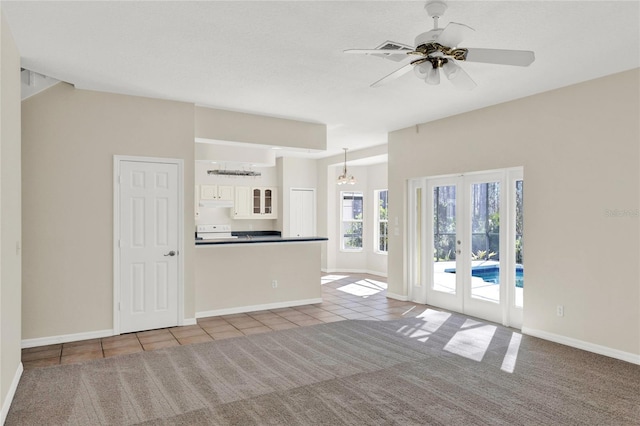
[{"left": 198, "top": 199, "right": 234, "bottom": 208}]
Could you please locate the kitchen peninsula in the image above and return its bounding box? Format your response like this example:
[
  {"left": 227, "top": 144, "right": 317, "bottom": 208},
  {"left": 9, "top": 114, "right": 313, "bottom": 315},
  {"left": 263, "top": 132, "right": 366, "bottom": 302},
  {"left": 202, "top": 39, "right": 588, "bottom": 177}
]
[{"left": 195, "top": 232, "right": 328, "bottom": 318}]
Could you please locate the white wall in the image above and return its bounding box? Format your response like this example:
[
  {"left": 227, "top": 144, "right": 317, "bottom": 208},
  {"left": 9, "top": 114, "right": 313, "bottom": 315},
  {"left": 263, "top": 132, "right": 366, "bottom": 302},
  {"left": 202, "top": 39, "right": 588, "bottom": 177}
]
[
  {"left": 195, "top": 106, "right": 326, "bottom": 151},
  {"left": 0, "top": 8, "right": 22, "bottom": 421},
  {"left": 21, "top": 83, "right": 195, "bottom": 340},
  {"left": 366, "top": 163, "right": 388, "bottom": 276},
  {"left": 195, "top": 242, "right": 322, "bottom": 315},
  {"left": 388, "top": 69, "right": 639, "bottom": 359},
  {"left": 317, "top": 144, "right": 389, "bottom": 276}
]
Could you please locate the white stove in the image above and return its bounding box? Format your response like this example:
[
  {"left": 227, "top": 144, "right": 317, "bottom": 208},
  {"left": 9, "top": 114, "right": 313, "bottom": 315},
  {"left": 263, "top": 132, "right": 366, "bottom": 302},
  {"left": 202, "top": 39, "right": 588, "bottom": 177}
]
[{"left": 196, "top": 224, "right": 237, "bottom": 240}]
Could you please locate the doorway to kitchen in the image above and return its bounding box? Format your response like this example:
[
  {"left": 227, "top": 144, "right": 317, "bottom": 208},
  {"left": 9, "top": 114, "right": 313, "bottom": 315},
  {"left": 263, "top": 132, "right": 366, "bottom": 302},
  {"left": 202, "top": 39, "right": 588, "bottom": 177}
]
[
  {"left": 113, "top": 156, "right": 185, "bottom": 334},
  {"left": 408, "top": 168, "right": 523, "bottom": 328}
]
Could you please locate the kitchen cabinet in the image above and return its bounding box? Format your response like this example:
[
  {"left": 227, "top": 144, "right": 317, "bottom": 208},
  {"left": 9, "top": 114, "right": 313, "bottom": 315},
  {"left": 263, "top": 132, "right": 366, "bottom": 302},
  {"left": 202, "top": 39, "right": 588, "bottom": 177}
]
[
  {"left": 234, "top": 186, "right": 277, "bottom": 219},
  {"left": 252, "top": 187, "right": 277, "bottom": 218},
  {"left": 234, "top": 186, "right": 253, "bottom": 219},
  {"left": 200, "top": 184, "right": 234, "bottom": 201}
]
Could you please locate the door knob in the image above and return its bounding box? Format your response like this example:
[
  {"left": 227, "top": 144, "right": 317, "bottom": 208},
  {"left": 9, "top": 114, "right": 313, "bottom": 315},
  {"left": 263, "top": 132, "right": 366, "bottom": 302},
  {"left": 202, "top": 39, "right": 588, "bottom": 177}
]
[{"left": 164, "top": 251, "right": 176, "bottom": 257}]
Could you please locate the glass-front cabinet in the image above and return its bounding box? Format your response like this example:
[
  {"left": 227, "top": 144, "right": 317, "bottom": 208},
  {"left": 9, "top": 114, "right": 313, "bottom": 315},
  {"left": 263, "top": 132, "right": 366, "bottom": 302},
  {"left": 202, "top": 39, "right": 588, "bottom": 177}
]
[
  {"left": 252, "top": 187, "right": 276, "bottom": 218},
  {"left": 235, "top": 186, "right": 277, "bottom": 219}
]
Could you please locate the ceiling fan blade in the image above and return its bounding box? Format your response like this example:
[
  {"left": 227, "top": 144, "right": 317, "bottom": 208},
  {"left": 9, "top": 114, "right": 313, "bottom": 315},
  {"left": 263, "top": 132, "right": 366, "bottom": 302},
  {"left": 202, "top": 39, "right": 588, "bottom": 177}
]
[
  {"left": 370, "top": 63, "right": 414, "bottom": 88},
  {"left": 465, "top": 48, "right": 535, "bottom": 66},
  {"left": 436, "top": 22, "right": 474, "bottom": 47},
  {"left": 344, "top": 49, "right": 412, "bottom": 55},
  {"left": 442, "top": 60, "right": 476, "bottom": 90}
]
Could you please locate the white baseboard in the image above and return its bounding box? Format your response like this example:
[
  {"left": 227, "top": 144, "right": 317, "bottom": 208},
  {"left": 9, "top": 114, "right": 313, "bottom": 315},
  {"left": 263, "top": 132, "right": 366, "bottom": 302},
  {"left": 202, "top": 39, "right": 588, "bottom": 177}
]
[
  {"left": 321, "top": 269, "right": 387, "bottom": 278},
  {"left": 385, "top": 292, "right": 409, "bottom": 301},
  {"left": 21, "top": 329, "right": 114, "bottom": 349},
  {"left": 1, "top": 362, "right": 23, "bottom": 424},
  {"left": 521, "top": 327, "right": 640, "bottom": 365},
  {"left": 182, "top": 318, "right": 197, "bottom": 326},
  {"left": 196, "top": 298, "right": 323, "bottom": 319}
]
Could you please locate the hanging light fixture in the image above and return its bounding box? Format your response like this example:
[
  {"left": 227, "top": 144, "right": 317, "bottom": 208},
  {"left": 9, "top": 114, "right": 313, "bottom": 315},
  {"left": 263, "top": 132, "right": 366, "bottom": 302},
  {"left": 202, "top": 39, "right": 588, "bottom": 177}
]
[{"left": 337, "top": 148, "right": 356, "bottom": 185}]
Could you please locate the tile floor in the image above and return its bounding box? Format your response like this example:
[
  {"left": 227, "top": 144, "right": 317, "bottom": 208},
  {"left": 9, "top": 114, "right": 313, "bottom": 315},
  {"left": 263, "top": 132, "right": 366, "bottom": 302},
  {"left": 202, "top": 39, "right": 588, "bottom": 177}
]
[{"left": 22, "top": 273, "right": 426, "bottom": 369}]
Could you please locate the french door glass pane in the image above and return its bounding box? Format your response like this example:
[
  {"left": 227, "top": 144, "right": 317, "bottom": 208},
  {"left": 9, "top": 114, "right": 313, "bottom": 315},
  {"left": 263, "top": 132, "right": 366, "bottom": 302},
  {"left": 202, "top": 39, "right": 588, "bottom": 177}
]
[
  {"left": 470, "top": 182, "right": 500, "bottom": 302},
  {"left": 515, "top": 180, "right": 524, "bottom": 307},
  {"left": 433, "top": 185, "right": 456, "bottom": 294}
]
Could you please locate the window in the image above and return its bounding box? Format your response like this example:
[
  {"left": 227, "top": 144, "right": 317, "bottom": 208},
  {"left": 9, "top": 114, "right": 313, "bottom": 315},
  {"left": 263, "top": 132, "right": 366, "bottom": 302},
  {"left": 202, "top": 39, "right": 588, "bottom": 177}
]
[
  {"left": 341, "top": 191, "right": 363, "bottom": 250},
  {"left": 375, "top": 190, "right": 389, "bottom": 253}
]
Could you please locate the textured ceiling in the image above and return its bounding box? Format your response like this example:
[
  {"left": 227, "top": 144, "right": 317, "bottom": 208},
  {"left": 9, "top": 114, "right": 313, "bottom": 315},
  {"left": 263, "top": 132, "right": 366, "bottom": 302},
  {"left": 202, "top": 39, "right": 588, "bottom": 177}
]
[{"left": 3, "top": 1, "right": 639, "bottom": 158}]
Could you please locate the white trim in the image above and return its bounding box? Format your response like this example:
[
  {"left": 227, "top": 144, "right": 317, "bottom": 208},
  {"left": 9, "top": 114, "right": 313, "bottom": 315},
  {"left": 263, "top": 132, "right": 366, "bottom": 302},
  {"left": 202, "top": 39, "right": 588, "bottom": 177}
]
[
  {"left": 1, "top": 363, "right": 23, "bottom": 424},
  {"left": 386, "top": 292, "right": 409, "bottom": 302},
  {"left": 321, "top": 268, "right": 387, "bottom": 278},
  {"left": 182, "top": 318, "right": 197, "bottom": 326},
  {"left": 113, "top": 155, "right": 185, "bottom": 334},
  {"left": 522, "top": 327, "right": 640, "bottom": 365},
  {"left": 22, "top": 329, "right": 114, "bottom": 349},
  {"left": 196, "top": 298, "right": 323, "bottom": 319}
]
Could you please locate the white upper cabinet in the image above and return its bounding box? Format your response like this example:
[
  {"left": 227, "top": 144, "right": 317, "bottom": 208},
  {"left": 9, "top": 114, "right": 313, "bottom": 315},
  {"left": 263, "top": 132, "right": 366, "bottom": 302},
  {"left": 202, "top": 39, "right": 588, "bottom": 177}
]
[
  {"left": 234, "top": 186, "right": 277, "bottom": 219},
  {"left": 200, "top": 184, "right": 234, "bottom": 201},
  {"left": 252, "top": 187, "right": 277, "bottom": 219},
  {"left": 234, "top": 186, "right": 253, "bottom": 219}
]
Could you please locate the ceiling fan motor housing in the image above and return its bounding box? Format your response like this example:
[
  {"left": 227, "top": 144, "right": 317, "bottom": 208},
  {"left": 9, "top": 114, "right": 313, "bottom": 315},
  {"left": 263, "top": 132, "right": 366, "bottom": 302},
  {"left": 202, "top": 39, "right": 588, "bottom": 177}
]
[
  {"left": 425, "top": 1, "right": 448, "bottom": 18},
  {"left": 415, "top": 29, "right": 443, "bottom": 47}
]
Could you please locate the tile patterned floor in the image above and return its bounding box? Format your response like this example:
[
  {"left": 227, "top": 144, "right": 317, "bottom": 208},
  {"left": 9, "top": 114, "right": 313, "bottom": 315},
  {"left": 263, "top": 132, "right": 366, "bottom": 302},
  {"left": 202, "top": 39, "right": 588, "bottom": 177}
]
[{"left": 22, "top": 273, "right": 426, "bottom": 369}]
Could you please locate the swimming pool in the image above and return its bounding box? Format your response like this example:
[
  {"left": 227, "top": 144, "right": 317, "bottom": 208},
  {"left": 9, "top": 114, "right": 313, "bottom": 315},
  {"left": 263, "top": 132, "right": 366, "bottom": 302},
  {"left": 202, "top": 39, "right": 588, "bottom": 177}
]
[{"left": 444, "top": 264, "right": 524, "bottom": 288}]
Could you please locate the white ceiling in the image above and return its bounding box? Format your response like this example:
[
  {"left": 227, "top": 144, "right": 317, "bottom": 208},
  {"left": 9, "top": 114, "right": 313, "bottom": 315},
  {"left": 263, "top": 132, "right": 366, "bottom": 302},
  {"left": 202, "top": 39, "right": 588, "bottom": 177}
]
[{"left": 3, "top": 1, "right": 639, "bottom": 159}]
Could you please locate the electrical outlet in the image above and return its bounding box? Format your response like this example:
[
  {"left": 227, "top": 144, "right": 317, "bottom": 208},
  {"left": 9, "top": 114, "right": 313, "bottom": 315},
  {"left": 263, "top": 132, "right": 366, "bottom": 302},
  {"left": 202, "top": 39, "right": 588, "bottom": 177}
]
[
  {"left": 556, "top": 305, "right": 564, "bottom": 317},
  {"left": 272, "top": 280, "right": 278, "bottom": 288}
]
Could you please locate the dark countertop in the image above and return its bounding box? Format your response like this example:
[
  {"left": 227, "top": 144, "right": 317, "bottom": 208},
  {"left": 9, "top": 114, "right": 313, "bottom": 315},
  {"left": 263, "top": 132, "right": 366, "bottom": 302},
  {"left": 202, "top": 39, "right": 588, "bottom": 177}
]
[{"left": 195, "top": 230, "right": 328, "bottom": 245}]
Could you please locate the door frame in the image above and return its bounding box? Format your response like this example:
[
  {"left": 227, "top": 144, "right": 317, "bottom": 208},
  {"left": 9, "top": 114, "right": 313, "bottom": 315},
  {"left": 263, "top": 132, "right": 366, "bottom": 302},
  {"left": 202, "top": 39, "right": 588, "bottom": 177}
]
[
  {"left": 113, "top": 155, "right": 185, "bottom": 335},
  {"left": 408, "top": 167, "right": 523, "bottom": 328}
]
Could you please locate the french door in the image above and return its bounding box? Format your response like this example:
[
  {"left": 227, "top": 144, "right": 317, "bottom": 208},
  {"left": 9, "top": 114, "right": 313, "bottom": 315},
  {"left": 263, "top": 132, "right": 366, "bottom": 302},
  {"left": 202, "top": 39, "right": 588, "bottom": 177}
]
[{"left": 409, "top": 168, "right": 523, "bottom": 327}]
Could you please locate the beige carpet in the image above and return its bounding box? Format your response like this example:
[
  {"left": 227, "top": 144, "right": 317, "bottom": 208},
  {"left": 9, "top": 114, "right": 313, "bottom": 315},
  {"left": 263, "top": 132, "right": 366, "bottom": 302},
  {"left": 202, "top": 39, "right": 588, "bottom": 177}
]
[{"left": 7, "top": 311, "right": 640, "bottom": 425}]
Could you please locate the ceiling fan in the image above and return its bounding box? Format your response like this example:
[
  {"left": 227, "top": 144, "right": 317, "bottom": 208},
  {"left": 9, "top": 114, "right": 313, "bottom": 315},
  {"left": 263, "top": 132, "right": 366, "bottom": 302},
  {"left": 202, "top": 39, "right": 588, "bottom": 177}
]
[{"left": 344, "top": 0, "right": 535, "bottom": 89}]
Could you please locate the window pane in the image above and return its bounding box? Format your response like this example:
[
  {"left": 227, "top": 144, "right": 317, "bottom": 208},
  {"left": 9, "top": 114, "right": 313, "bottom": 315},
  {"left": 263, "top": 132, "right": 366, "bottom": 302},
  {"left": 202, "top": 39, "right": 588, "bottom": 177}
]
[
  {"left": 378, "top": 190, "right": 388, "bottom": 220},
  {"left": 379, "top": 221, "right": 388, "bottom": 252},
  {"left": 342, "top": 192, "right": 363, "bottom": 220},
  {"left": 434, "top": 185, "right": 457, "bottom": 262},
  {"left": 376, "top": 190, "right": 389, "bottom": 253},
  {"left": 341, "top": 192, "right": 363, "bottom": 250},
  {"left": 343, "top": 222, "right": 363, "bottom": 249},
  {"left": 515, "top": 180, "right": 524, "bottom": 307}
]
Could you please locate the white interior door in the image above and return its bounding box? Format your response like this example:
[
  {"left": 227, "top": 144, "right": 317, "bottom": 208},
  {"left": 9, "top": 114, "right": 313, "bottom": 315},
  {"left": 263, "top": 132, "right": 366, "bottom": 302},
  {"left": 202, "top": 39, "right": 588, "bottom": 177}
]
[
  {"left": 290, "top": 188, "right": 315, "bottom": 237},
  {"left": 117, "top": 159, "right": 180, "bottom": 333}
]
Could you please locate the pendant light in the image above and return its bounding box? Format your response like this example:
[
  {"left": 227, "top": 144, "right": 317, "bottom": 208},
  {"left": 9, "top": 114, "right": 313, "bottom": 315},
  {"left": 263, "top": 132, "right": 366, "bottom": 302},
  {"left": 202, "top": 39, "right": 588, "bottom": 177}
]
[{"left": 337, "top": 148, "right": 356, "bottom": 185}]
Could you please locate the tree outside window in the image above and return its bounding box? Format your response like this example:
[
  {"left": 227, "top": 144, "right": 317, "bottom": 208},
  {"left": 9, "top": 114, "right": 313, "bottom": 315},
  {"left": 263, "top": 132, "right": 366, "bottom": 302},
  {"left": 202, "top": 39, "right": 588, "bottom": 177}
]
[
  {"left": 375, "top": 190, "right": 388, "bottom": 253},
  {"left": 341, "top": 192, "right": 363, "bottom": 250}
]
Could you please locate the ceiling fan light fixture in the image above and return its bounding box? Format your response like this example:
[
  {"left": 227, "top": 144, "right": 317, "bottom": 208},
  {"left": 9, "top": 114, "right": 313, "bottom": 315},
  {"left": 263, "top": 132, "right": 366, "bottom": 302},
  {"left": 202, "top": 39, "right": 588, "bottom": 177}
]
[
  {"left": 413, "top": 61, "right": 431, "bottom": 79},
  {"left": 425, "top": 67, "right": 440, "bottom": 85},
  {"left": 442, "top": 59, "right": 459, "bottom": 80}
]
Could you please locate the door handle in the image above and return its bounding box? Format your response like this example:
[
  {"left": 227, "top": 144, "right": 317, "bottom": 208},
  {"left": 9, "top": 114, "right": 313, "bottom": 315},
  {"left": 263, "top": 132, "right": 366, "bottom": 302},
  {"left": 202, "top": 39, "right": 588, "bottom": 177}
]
[{"left": 164, "top": 251, "right": 176, "bottom": 257}]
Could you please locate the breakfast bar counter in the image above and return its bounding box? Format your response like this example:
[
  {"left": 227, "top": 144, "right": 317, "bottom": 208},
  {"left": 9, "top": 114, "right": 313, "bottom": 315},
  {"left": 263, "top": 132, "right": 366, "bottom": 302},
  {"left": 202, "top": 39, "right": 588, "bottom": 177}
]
[
  {"left": 194, "top": 233, "right": 327, "bottom": 318},
  {"left": 196, "top": 235, "right": 328, "bottom": 245}
]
